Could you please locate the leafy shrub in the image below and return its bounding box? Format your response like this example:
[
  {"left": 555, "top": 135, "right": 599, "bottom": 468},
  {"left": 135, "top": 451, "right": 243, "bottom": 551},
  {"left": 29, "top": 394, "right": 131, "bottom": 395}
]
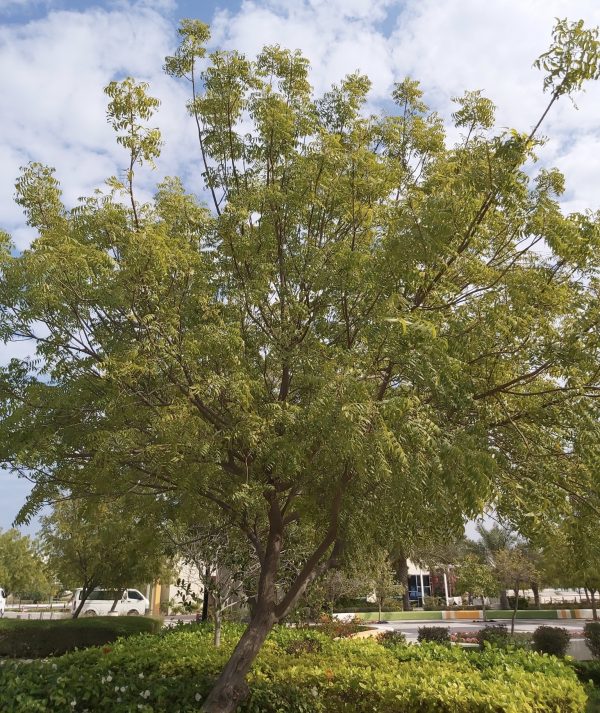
[
  {"left": 0, "top": 624, "right": 586, "bottom": 712},
  {"left": 477, "top": 624, "right": 510, "bottom": 649},
  {"left": 376, "top": 629, "right": 407, "bottom": 648},
  {"left": 315, "top": 614, "right": 363, "bottom": 638},
  {"left": 423, "top": 596, "right": 447, "bottom": 611},
  {"left": 572, "top": 660, "right": 600, "bottom": 688},
  {"left": 0, "top": 616, "right": 162, "bottom": 658},
  {"left": 507, "top": 596, "right": 529, "bottom": 610},
  {"left": 585, "top": 621, "right": 600, "bottom": 659},
  {"left": 532, "top": 626, "right": 571, "bottom": 657},
  {"left": 333, "top": 597, "right": 402, "bottom": 613},
  {"left": 417, "top": 625, "right": 450, "bottom": 644}
]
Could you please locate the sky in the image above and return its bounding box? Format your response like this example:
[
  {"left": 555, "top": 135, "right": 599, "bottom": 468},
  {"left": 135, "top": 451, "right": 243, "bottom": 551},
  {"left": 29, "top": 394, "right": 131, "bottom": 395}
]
[{"left": 1, "top": 0, "right": 600, "bottom": 533}]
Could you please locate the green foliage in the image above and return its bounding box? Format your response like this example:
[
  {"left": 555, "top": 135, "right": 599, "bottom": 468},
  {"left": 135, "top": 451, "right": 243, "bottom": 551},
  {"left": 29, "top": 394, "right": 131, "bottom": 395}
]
[
  {"left": 585, "top": 622, "right": 600, "bottom": 659},
  {"left": 534, "top": 19, "right": 600, "bottom": 97},
  {"left": 455, "top": 554, "right": 498, "bottom": 603},
  {"left": 495, "top": 548, "right": 538, "bottom": 592},
  {"left": 477, "top": 624, "right": 510, "bottom": 649},
  {"left": 508, "top": 596, "right": 530, "bottom": 610},
  {"left": 0, "top": 528, "right": 52, "bottom": 598},
  {"left": 40, "top": 499, "right": 168, "bottom": 615},
  {"left": 2, "top": 16, "right": 600, "bottom": 704},
  {"left": 417, "top": 626, "right": 450, "bottom": 645},
  {"left": 314, "top": 614, "right": 364, "bottom": 639},
  {"left": 105, "top": 78, "right": 161, "bottom": 167},
  {"left": 538, "top": 513, "right": 600, "bottom": 607},
  {"left": 376, "top": 629, "right": 407, "bottom": 648},
  {"left": 0, "top": 616, "right": 162, "bottom": 657},
  {"left": 532, "top": 626, "right": 571, "bottom": 658},
  {"left": 0, "top": 623, "right": 586, "bottom": 712},
  {"left": 572, "top": 660, "right": 600, "bottom": 688}
]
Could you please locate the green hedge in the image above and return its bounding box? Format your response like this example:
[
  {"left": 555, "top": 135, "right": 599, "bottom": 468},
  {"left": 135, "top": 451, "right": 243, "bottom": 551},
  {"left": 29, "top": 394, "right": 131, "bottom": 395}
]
[
  {"left": 0, "top": 623, "right": 587, "bottom": 711},
  {"left": 0, "top": 616, "right": 162, "bottom": 658}
]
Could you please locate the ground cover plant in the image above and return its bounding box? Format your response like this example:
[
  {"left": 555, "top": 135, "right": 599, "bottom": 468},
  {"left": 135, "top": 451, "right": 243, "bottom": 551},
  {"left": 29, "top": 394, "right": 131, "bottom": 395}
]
[
  {"left": 0, "top": 623, "right": 586, "bottom": 712},
  {"left": 0, "top": 616, "right": 162, "bottom": 658}
]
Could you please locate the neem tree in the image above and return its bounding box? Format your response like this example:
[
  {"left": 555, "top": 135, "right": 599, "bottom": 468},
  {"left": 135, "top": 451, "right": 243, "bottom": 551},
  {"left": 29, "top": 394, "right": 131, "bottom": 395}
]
[{"left": 1, "top": 18, "right": 600, "bottom": 712}]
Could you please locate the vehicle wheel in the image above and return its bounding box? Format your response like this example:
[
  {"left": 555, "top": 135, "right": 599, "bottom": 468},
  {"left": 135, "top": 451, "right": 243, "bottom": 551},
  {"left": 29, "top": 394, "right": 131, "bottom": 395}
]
[
  {"left": 127, "top": 609, "right": 140, "bottom": 616},
  {"left": 83, "top": 609, "right": 97, "bottom": 617}
]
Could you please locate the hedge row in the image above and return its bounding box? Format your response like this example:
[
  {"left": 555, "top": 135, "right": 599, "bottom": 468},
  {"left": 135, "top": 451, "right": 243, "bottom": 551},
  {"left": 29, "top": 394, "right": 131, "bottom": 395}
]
[
  {"left": 0, "top": 623, "right": 587, "bottom": 712},
  {"left": 0, "top": 617, "right": 162, "bottom": 658}
]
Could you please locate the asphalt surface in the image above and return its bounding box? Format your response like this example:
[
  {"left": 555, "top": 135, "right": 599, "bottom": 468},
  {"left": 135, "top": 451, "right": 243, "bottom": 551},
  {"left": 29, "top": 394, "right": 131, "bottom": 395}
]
[{"left": 369, "top": 618, "right": 588, "bottom": 641}]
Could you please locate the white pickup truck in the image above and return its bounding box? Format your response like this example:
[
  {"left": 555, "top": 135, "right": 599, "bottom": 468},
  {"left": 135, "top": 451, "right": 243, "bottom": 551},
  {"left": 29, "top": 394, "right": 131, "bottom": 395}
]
[{"left": 0, "top": 587, "right": 6, "bottom": 617}]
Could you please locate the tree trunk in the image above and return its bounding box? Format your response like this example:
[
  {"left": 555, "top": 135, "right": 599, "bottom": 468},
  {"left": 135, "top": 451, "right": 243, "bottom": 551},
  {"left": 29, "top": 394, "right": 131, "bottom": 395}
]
[
  {"left": 482, "top": 596, "right": 486, "bottom": 622},
  {"left": 394, "top": 555, "right": 411, "bottom": 611},
  {"left": 202, "top": 568, "right": 210, "bottom": 621},
  {"left": 591, "top": 588, "right": 598, "bottom": 621},
  {"left": 511, "top": 583, "right": 519, "bottom": 636},
  {"left": 72, "top": 583, "right": 96, "bottom": 619},
  {"left": 201, "top": 606, "right": 276, "bottom": 713},
  {"left": 532, "top": 581, "right": 540, "bottom": 609},
  {"left": 213, "top": 592, "right": 222, "bottom": 648},
  {"left": 378, "top": 598, "right": 382, "bottom": 623},
  {"left": 109, "top": 594, "right": 120, "bottom": 613},
  {"left": 500, "top": 589, "right": 509, "bottom": 610},
  {"left": 214, "top": 608, "right": 222, "bottom": 648},
  {"left": 200, "top": 482, "right": 344, "bottom": 712}
]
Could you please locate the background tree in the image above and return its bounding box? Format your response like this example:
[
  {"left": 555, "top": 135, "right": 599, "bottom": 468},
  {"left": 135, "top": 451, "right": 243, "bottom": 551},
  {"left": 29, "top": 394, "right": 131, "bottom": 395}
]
[
  {"left": 416, "top": 534, "right": 469, "bottom": 603},
  {"left": 369, "top": 549, "right": 404, "bottom": 622},
  {"left": 41, "top": 498, "right": 167, "bottom": 618},
  {"left": 0, "top": 529, "right": 51, "bottom": 601},
  {"left": 455, "top": 554, "right": 498, "bottom": 622},
  {"left": 538, "top": 509, "right": 600, "bottom": 620},
  {"left": 1, "top": 18, "right": 600, "bottom": 713},
  {"left": 168, "top": 519, "right": 258, "bottom": 647},
  {"left": 467, "top": 523, "right": 518, "bottom": 609},
  {"left": 495, "top": 547, "right": 538, "bottom": 634},
  {"left": 304, "top": 567, "right": 369, "bottom": 618}
]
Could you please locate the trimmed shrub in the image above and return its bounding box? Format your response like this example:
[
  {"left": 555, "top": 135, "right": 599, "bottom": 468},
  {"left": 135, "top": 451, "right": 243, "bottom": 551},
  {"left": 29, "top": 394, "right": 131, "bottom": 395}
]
[
  {"left": 0, "top": 616, "right": 162, "bottom": 658},
  {"left": 532, "top": 626, "right": 571, "bottom": 657},
  {"left": 477, "top": 624, "right": 510, "bottom": 649},
  {"left": 585, "top": 621, "right": 600, "bottom": 659},
  {"left": 417, "top": 625, "right": 450, "bottom": 644},
  {"left": 0, "top": 623, "right": 586, "bottom": 712},
  {"left": 377, "top": 629, "right": 407, "bottom": 648},
  {"left": 572, "top": 660, "right": 600, "bottom": 688},
  {"left": 507, "top": 596, "right": 529, "bottom": 610}
]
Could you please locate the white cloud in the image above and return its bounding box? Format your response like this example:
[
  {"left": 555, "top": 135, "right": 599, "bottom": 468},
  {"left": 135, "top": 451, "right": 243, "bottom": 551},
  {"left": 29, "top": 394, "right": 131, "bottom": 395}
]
[
  {"left": 211, "top": 0, "right": 600, "bottom": 214},
  {"left": 3, "top": 0, "right": 600, "bottom": 248},
  {"left": 0, "top": 1, "right": 199, "bottom": 239}
]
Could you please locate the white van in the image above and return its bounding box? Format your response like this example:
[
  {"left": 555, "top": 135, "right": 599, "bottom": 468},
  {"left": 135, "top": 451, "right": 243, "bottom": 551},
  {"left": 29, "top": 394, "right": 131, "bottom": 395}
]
[
  {"left": 71, "top": 588, "right": 149, "bottom": 617},
  {"left": 0, "top": 587, "right": 5, "bottom": 617}
]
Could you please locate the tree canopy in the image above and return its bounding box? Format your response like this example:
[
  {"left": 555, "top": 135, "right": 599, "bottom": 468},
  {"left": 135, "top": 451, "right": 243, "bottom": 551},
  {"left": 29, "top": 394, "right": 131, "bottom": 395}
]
[
  {"left": 1, "top": 17, "right": 600, "bottom": 713},
  {"left": 0, "top": 529, "right": 51, "bottom": 598},
  {"left": 40, "top": 498, "right": 168, "bottom": 617}
]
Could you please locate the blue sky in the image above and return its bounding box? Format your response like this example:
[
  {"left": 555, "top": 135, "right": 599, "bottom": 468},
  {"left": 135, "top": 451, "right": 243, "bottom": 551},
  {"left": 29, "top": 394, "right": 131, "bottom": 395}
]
[{"left": 2, "top": 0, "right": 600, "bottom": 534}]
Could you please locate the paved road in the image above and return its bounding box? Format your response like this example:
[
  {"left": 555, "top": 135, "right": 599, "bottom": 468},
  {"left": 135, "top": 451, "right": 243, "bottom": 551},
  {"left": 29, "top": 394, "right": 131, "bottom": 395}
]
[{"left": 369, "top": 618, "right": 588, "bottom": 641}]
